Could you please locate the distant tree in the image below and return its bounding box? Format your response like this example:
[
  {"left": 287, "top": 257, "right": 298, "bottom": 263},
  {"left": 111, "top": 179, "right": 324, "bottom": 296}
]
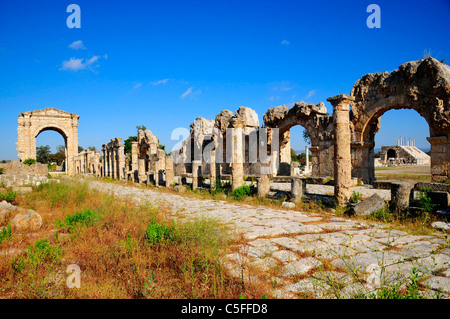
[
  {"left": 48, "top": 152, "right": 66, "bottom": 165},
  {"left": 124, "top": 136, "right": 138, "bottom": 156},
  {"left": 87, "top": 146, "right": 97, "bottom": 151},
  {"left": 36, "top": 145, "right": 51, "bottom": 164},
  {"left": 303, "top": 129, "right": 311, "bottom": 145},
  {"left": 290, "top": 148, "right": 299, "bottom": 162},
  {"left": 78, "top": 146, "right": 84, "bottom": 153},
  {"left": 56, "top": 145, "right": 66, "bottom": 153}
]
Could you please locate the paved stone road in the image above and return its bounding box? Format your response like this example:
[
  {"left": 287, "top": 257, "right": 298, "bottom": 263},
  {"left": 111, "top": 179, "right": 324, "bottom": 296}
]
[{"left": 87, "top": 179, "right": 450, "bottom": 299}]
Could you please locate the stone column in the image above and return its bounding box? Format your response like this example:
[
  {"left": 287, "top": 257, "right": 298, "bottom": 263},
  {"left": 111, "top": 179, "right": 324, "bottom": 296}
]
[
  {"left": 305, "top": 146, "right": 310, "bottom": 173},
  {"left": 231, "top": 128, "right": 244, "bottom": 190},
  {"left": 131, "top": 141, "right": 139, "bottom": 182},
  {"left": 390, "top": 181, "right": 414, "bottom": 212},
  {"left": 154, "top": 159, "right": 160, "bottom": 186},
  {"left": 291, "top": 177, "right": 306, "bottom": 202},
  {"left": 192, "top": 160, "right": 202, "bottom": 190},
  {"left": 327, "top": 94, "right": 355, "bottom": 205},
  {"left": 257, "top": 175, "right": 270, "bottom": 197},
  {"left": 107, "top": 149, "right": 112, "bottom": 178},
  {"left": 102, "top": 146, "right": 107, "bottom": 177},
  {"left": 209, "top": 150, "right": 216, "bottom": 192},
  {"left": 118, "top": 145, "right": 125, "bottom": 180},
  {"left": 279, "top": 130, "right": 291, "bottom": 176},
  {"left": 138, "top": 158, "right": 146, "bottom": 184},
  {"left": 165, "top": 155, "right": 174, "bottom": 187},
  {"left": 427, "top": 135, "right": 449, "bottom": 182}
]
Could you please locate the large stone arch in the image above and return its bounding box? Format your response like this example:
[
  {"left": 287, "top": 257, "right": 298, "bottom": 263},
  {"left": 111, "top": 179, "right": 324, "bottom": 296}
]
[
  {"left": 17, "top": 107, "right": 79, "bottom": 175},
  {"left": 263, "top": 101, "right": 334, "bottom": 177},
  {"left": 350, "top": 57, "right": 450, "bottom": 183}
]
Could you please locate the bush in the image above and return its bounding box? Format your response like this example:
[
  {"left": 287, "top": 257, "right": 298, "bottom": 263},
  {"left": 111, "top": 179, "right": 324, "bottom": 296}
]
[
  {"left": 145, "top": 218, "right": 179, "bottom": 245},
  {"left": 231, "top": 184, "right": 252, "bottom": 200},
  {"left": 0, "top": 190, "right": 17, "bottom": 203},
  {"left": 23, "top": 158, "right": 36, "bottom": 166},
  {"left": 411, "top": 187, "right": 438, "bottom": 212},
  {"left": 212, "top": 179, "right": 231, "bottom": 195},
  {"left": 27, "top": 238, "right": 62, "bottom": 267},
  {"left": 0, "top": 168, "right": 3, "bottom": 175},
  {"left": 55, "top": 208, "right": 101, "bottom": 230},
  {"left": 0, "top": 222, "right": 12, "bottom": 244}
]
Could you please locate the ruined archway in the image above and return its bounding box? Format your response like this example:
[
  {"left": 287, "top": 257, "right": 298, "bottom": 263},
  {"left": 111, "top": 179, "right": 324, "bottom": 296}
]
[
  {"left": 263, "top": 101, "right": 334, "bottom": 177},
  {"left": 350, "top": 57, "right": 450, "bottom": 183},
  {"left": 17, "top": 107, "right": 79, "bottom": 175}
]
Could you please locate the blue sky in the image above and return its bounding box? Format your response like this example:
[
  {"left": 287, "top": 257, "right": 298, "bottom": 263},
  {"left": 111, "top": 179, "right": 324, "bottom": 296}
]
[{"left": 1, "top": 0, "right": 449, "bottom": 159}]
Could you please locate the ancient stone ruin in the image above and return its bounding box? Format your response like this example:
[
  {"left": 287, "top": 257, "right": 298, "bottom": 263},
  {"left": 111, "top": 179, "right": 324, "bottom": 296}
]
[
  {"left": 16, "top": 107, "right": 79, "bottom": 175},
  {"left": 16, "top": 58, "right": 450, "bottom": 205}
]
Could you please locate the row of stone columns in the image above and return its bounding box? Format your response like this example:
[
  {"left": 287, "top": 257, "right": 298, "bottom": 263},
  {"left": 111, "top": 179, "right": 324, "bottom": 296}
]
[{"left": 101, "top": 138, "right": 125, "bottom": 180}]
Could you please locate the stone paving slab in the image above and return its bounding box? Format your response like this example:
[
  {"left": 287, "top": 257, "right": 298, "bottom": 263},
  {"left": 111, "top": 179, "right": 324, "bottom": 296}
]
[{"left": 86, "top": 179, "right": 450, "bottom": 299}]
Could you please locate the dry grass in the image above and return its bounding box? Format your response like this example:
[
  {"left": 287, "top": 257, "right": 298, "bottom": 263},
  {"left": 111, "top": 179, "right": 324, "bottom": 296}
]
[{"left": 0, "top": 179, "right": 270, "bottom": 299}]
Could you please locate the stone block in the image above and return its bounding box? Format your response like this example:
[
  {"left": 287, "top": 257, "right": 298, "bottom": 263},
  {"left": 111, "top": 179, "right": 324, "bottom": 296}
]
[
  {"left": 257, "top": 175, "right": 270, "bottom": 197},
  {"left": 12, "top": 186, "right": 33, "bottom": 194},
  {"left": 352, "top": 193, "right": 387, "bottom": 216},
  {"left": 12, "top": 209, "right": 42, "bottom": 231},
  {"left": 390, "top": 181, "right": 414, "bottom": 211}
]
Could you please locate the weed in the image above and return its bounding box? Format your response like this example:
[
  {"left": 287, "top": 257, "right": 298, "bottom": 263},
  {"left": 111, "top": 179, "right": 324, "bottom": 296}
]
[
  {"left": 368, "top": 268, "right": 424, "bottom": 299},
  {"left": 0, "top": 190, "right": 17, "bottom": 203},
  {"left": 144, "top": 218, "right": 179, "bottom": 245},
  {"left": 27, "top": 238, "right": 62, "bottom": 268},
  {"left": 351, "top": 191, "right": 363, "bottom": 203},
  {"left": 0, "top": 222, "right": 12, "bottom": 244},
  {"left": 411, "top": 187, "right": 438, "bottom": 212},
  {"left": 55, "top": 208, "right": 101, "bottom": 231},
  {"left": 231, "top": 185, "right": 252, "bottom": 201},
  {"left": 23, "top": 158, "right": 36, "bottom": 166}
]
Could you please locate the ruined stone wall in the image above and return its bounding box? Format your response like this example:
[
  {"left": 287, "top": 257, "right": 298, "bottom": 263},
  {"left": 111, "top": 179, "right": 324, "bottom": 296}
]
[{"left": 0, "top": 160, "right": 48, "bottom": 176}]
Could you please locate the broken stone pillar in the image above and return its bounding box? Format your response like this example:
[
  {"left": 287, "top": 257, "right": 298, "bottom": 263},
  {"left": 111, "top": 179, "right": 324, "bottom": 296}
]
[
  {"left": 209, "top": 150, "right": 216, "bottom": 192},
  {"left": 192, "top": 160, "right": 202, "bottom": 190},
  {"left": 291, "top": 177, "right": 306, "bottom": 202},
  {"left": 165, "top": 156, "right": 174, "bottom": 187},
  {"left": 118, "top": 145, "right": 125, "bottom": 180},
  {"left": 231, "top": 128, "right": 244, "bottom": 190},
  {"left": 131, "top": 141, "right": 138, "bottom": 182},
  {"left": 328, "top": 94, "right": 354, "bottom": 205},
  {"left": 138, "top": 158, "right": 146, "bottom": 184},
  {"left": 154, "top": 159, "right": 160, "bottom": 186},
  {"left": 101, "top": 146, "right": 106, "bottom": 177},
  {"left": 390, "top": 181, "right": 414, "bottom": 212},
  {"left": 257, "top": 175, "right": 270, "bottom": 197}
]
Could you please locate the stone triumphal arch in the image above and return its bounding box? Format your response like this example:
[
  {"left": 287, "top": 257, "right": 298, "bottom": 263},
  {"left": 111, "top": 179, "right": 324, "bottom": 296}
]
[
  {"left": 350, "top": 57, "right": 450, "bottom": 183},
  {"left": 17, "top": 107, "right": 79, "bottom": 175}
]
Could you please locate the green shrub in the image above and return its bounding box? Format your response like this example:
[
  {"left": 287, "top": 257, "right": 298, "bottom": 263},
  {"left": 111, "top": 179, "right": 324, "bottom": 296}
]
[
  {"left": 231, "top": 185, "right": 252, "bottom": 200},
  {"left": 212, "top": 179, "right": 231, "bottom": 195},
  {"left": 0, "top": 222, "right": 12, "bottom": 244},
  {"left": 412, "top": 187, "right": 438, "bottom": 212},
  {"left": 145, "top": 218, "right": 179, "bottom": 245},
  {"left": 27, "top": 238, "right": 62, "bottom": 267},
  {"left": 0, "top": 190, "right": 17, "bottom": 203},
  {"left": 55, "top": 208, "right": 101, "bottom": 230},
  {"left": 23, "top": 158, "right": 36, "bottom": 166},
  {"left": 0, "top": 168, "right": 3, "bottom": 175}
]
